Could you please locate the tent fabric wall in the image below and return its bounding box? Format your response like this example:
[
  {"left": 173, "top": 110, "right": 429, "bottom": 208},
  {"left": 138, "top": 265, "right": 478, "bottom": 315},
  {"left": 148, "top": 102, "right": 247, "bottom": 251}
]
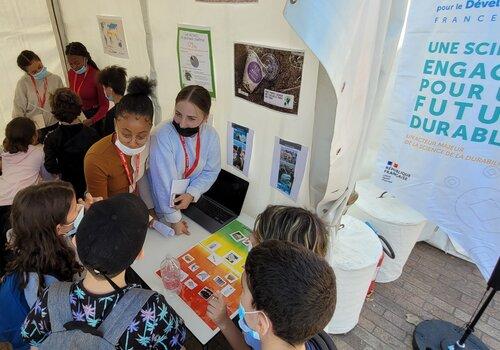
[
  {"left": 147, "top": 0, "right": 320, "bottom": 218},
  {"left": 54, "top": 0, "right": 320, "bottom": 218},
  {"left": 0, "top": 0, "right": 63, "bottom": 133},
  {"left": 285, "top": 0, "right": 409, "bottom": 227}
]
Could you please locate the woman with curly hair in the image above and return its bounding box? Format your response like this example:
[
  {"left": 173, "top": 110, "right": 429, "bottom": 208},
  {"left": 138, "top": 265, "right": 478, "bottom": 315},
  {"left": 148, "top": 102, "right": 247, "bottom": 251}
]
[
  {"left": 44, "top": 88, "right": 100, "bottom": 198},
  {"left": 0, "top": 181, "right": 83, "bottom": 349}
]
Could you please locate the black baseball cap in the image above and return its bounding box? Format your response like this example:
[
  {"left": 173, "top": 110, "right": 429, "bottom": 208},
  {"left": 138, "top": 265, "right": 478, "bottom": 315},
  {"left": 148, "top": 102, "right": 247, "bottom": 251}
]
[{"left": 76, "top": 193, "right": 149, "bottom": 276}]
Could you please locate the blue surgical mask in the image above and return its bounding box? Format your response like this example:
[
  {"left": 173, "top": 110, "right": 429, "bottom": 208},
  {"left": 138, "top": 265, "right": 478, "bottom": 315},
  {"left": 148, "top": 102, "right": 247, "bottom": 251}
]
[
  {"left": 105, "top": 93, "right": 114, "bottom": 102},
  {"left": 73, "top": 64, "right": 87, "bottom": 75},
  {"left": 238, "top": 303, "right": 267, "bottom": 343},
  {"left": 65, "top": 204, "right": 84, "bottom": 237},
  {"left": 32, "top": 66, "right": 48, "bottom": 80}
]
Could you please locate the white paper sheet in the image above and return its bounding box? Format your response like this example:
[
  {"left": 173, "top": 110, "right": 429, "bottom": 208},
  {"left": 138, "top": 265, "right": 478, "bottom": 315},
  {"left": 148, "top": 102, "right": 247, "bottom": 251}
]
[{"left": 170, "top": 178, "right": 190, "bottom": 207}]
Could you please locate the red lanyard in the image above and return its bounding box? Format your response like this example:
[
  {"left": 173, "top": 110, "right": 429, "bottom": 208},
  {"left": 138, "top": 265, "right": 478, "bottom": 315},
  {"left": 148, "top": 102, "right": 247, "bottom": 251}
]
[
  {"left": 179, "top": 133, "right": 201, "bottom": 179},
  {"left": 72, "top": 70, "right": 88, "bottom": 96},
  {"left": 30, "top": 76, "right": 48, "bottom": 108},
  {"left": 113, "top": 135, "right": 140, "bottom": 193}
]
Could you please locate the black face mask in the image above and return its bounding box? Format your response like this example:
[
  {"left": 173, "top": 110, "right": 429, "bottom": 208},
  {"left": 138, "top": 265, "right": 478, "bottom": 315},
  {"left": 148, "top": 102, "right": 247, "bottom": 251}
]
[{"left": 172, "top": 120, "right": 199, "bottom": 137}]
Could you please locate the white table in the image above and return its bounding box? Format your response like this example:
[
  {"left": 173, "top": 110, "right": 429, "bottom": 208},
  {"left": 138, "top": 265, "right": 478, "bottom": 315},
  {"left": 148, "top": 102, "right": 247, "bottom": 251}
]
[{"left": 132, "top": 214, "right": 254, "bottom": 346}]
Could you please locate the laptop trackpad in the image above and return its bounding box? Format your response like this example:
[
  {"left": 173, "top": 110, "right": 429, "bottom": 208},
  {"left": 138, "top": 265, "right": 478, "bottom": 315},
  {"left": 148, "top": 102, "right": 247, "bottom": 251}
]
[{"left": 184, "top": 205, "right": 223, "bottom": 233}]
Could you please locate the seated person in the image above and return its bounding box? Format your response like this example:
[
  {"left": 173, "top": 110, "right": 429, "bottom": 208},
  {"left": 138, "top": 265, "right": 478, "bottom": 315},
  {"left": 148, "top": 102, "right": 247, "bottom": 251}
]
[
  {"left": 22, "top": 193, "right": 187, "bottom": 350},
  {"left": 44, "top": 88, "right": 100, "bottom": 198},
  {"left": 98, "top": 65, "right": 127, "bottom": 136},
  {"left": 0, "top": 182, "right": 82, "bottom": 350},
  {"left": 207, "top": 239, "right": 337, "bottom": 350}
]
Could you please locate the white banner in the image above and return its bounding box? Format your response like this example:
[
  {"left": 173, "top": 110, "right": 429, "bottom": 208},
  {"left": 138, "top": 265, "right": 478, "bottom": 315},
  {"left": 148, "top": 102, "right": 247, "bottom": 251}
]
[{"left": 375, "top": 0, "right": 499, "bottom": 279}]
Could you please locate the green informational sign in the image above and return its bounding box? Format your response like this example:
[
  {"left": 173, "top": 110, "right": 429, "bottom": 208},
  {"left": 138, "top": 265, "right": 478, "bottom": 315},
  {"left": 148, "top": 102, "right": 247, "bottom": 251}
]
[{"left": 177, "top": 26, "right": 216, "bottom": 98}]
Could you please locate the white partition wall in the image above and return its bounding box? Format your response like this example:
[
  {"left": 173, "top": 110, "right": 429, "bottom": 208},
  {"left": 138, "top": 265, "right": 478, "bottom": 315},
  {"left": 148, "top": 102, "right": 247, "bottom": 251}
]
[{"left": 0, "top": 0, "right": 63, "bottom": 132}]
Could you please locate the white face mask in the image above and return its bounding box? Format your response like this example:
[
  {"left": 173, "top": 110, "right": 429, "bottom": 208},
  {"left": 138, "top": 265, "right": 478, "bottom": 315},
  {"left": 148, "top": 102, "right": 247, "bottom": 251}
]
[
  {"left": 65, "top": 204, "right": 84, "bottom": 237},
  {"left": 114, "top": 137, "right": 146, "bottom": 156}
]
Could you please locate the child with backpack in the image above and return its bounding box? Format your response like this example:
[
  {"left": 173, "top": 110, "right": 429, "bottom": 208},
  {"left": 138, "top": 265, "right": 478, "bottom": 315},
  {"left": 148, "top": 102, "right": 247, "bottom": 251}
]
[
  {"left": 208, "top": 240, "right": 337, "bottom": 350},
  {"left": 44, "top": 88, "right": 100, "bottom": 198},
  {"left": 0, "top": 181, "right": 83, "bottom": 349},
  {"left": 21, "top": 193, "right": 187, "bottom": 350},
  {"left": 1, "top": 117, "right": 47, "bottom": 274}
]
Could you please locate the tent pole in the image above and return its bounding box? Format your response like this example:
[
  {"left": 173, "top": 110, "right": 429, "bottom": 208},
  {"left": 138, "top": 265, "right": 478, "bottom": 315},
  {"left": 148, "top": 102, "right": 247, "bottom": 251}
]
[{"left": 45, "top": 0, "right": 69, "bottom": 84}]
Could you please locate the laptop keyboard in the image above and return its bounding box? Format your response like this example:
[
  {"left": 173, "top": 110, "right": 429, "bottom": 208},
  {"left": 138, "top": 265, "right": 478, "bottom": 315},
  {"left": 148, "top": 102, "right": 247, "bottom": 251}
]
[{"left": 195, "top": 199, "right": 233, "bottom": 224}]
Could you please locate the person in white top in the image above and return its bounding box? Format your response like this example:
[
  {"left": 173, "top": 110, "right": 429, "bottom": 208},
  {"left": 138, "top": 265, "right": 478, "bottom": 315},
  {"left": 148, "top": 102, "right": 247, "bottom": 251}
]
[{"left": 12, "top": 50, "right": 64, "bottom": 142}]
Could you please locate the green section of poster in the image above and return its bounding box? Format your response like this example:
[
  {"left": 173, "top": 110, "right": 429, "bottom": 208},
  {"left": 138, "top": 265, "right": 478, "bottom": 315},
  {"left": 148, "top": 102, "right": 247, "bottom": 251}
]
[{"left": 177, "top": 26, "right": 216, "bottom": 98}]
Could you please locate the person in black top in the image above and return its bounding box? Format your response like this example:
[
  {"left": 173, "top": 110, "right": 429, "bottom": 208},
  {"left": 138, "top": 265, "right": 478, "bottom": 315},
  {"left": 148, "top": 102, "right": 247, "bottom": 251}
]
[
  {"left": 98, "top": 65, "right": 127, "bottom": 136},
  {"left": 44, "top": 88, "right": 99, "bottom": 198}
]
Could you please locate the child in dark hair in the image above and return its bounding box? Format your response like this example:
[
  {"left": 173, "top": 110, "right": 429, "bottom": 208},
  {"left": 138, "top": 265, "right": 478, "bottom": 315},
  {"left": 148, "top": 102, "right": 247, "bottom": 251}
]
[
  {"left": 0, "top": 181, "right": 83, "bottom": 349},
  {"left": 84, "top": 76, "right": 155, "bottom": 200},
  {"left": 21, "top": 193, "right": 186, "bottom": 349},
  {"left": 44, "top": 88, "right": 100, "bottom": 198},
  {"left": 12, "top": 50, "right": 64, "bottom": 142},
  {"left": 98, "top": 65, "right": 128, "bottom": 136},
  {"left": 65, "top": 42, "right": 108, "bottom": 135},
  {"left": 1, "top": 117, "right": 47, "bottom": 273},
  {"left": 208, "top": 240, "right": 337, "bottom": 350}
]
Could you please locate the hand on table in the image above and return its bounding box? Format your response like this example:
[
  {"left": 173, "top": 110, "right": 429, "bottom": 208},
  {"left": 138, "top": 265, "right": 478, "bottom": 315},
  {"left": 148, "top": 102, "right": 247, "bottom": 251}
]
[
  {"left": 78, "top": 192, "right": 103, "bottom": 211},
  {"left": 207, "top": 291, "right": 230, "bottom": 328},
  {"left": 82, "top": 119, "right": 93, "bottom": 127},
  {"left": 172, "top": 220, "right": 190, "bottom": 235},
  {"left": 174, "top": 193, "right": 194, "bottom": 210}
]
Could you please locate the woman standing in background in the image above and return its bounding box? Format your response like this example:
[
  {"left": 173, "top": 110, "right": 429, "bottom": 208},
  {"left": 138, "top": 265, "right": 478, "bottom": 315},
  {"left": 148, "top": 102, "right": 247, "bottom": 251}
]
[
  {"left": 65, "top": 42, "right": 109, "bottom": 136},
  {"left": 12, "top": 50, "right": 64, "bottom": 143}
]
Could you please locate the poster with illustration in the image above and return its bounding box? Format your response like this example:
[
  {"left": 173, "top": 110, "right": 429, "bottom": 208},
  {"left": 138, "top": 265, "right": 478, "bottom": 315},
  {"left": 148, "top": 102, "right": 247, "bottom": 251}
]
[
  {"left": 227, "top": 122, "right": 254, "bottom": 176},
  {"left": 156, "top": 220, "right": 252, "bottom": 330},
  {"left": 96, "top": 16, "right": 129, "bottom": 59},
  {"left": 177, "top": 26, "right": 216, "bottom": 98},
  {"left": 234, "top": 43, "right": 304, "bottom": 114},
  {"left": 270, "top": 137, "right": 308, "bottom": 200}
]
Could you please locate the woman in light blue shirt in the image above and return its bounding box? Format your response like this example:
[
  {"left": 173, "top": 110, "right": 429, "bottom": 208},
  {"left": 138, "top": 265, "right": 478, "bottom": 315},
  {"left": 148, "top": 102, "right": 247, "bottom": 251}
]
[{"left": 149, "top": 85, "right": 221, "bottom": 235}]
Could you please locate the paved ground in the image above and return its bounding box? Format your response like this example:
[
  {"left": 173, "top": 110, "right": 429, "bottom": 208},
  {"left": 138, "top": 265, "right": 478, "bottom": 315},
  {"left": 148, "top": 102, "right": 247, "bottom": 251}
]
[{"left": 186, "top": 242, "right": 499, "bottom": 349}]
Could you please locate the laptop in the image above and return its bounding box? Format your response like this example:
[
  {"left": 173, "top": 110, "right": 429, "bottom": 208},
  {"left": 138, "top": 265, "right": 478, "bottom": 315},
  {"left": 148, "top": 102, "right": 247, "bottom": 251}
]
[{"left": 183, "top": 169, "right": 249, "bottom": 233}]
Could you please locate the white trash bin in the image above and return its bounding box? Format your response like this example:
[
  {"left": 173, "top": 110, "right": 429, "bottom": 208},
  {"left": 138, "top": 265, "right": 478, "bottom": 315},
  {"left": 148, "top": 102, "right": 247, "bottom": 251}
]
[
  {"left": 348, "top": 179, "right": 426, "bottom": 283},
  {"left": 326, "top": 215, "right": 382, "bottom": 334}
]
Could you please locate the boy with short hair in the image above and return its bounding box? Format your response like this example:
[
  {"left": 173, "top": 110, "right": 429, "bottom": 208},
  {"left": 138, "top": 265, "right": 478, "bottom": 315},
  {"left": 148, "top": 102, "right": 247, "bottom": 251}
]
[
  {"left": 22, "top": 193, "right": 187, "bottom": 349},
  {"left": 208, "top": 239, "right": 337, "bottom": 350},
  {"left": 98, "top": 65, "right": 127, "bottom": 136}
]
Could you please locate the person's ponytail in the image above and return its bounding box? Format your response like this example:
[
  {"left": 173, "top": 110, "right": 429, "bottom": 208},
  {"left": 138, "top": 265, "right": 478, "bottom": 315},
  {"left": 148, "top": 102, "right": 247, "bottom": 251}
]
[{"left": 115, "top": 76, "right": 156, "bottom": 122}]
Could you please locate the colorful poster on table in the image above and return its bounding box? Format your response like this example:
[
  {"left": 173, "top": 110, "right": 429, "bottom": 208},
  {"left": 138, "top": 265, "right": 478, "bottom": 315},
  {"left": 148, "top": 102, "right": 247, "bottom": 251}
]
[
  {"left": 156, "top": 220, "right": 251, "bottom": 329},
  {"left": 177, "top": 26, "right": 216, "bottom": 98},
  {"left": 374, "top": 0, "right": 499, "bottom": 279},
  {"left": 234, "top": 43, "right": 304, "bottom": 114},
  {"left": 96, "top": 16, "right": 129, "bottom": 59},
  {"left": 270, "top": 137, "right": 309, "bottom": 201},
  {"left": 227, "top": 122, "right": 254, "bottom": 176}
]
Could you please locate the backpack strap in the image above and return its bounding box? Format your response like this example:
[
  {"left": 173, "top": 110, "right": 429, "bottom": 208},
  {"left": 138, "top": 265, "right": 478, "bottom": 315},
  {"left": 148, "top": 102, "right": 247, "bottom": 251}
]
[
  {"left": 47, "top": 282, "right": 73, "bottom": 332},
  {"left": 98, "top": 288, "right": 155, "bottom": 346}
]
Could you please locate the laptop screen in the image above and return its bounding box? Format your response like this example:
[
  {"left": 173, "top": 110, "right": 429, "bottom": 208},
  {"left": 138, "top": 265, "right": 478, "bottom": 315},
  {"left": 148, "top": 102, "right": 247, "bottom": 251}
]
[{"left": 204, "top": 169, "right": 249, "bottom": 215}]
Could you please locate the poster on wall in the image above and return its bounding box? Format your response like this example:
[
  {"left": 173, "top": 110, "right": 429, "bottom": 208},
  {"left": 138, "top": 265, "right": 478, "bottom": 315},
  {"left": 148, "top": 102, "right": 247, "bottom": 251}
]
[
  {"left": 234, "top": 43, "right": 304, "bottom": 114},
  {"left": 226, "top": 122, "right": 254, "bottom": 176},
  {"left": 177, "top": 26, "right": 216, "bottom": 98},
  {"left": 374, "top": 0, "right": 499, "bottom": 279},
  {"left": 270, "top": 137, "right": 308, "bottom": 200},
  {"left": 96, "top": 16, "right": 129, "bottom": 59}
]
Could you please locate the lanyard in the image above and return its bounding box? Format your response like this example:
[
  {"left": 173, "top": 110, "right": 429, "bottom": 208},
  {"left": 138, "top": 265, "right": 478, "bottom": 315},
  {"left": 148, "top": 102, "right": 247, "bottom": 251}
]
[
  {"left": 29, "top": 76, "right": 48, "bottom": 108},
  {"left": 113, "top": 135, "right": 140, "bottom": 193},
  {"left": 72, "top": 70, "right": 88, "bottom": 96},
  {"left": 179, "top": 133, "right": 201, "bottom": 179}
]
